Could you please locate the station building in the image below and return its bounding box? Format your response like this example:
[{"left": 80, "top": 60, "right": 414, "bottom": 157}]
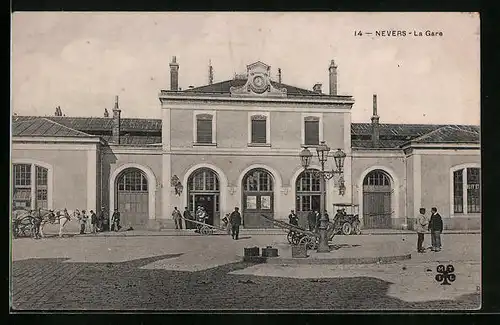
[{"left": 11, "top": 58, "right": 481, "bottom": 230}]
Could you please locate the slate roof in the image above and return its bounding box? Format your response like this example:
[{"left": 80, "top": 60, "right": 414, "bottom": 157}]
[
  {"left": 12, "top": 116, "right": 162, "bottom": 133},
  {"left": 12, "top": 118, "right": 93, "bottom": 138},
  {"left": 12, "top": 116, "right": 480, "bottom": 149},
  {"left": 351, "top": 123, "right": 480, "bottom": 149},
  {"left": 184, "top": 79, "right": 330, "bottom": 97}
]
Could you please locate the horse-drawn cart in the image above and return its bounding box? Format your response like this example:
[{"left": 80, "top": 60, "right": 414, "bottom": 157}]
[{"left": 12, "top": 210, "right": 36, "bottom": 238}]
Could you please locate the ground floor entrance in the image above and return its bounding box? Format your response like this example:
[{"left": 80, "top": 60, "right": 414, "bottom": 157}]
[
  {"left": 362, "top": 170, "right": 392, "bottom": 229},
  {"left": 190, "top": 194, "right": 219, "bottom": 226},
  {"left": 116, "top": 168, "right": 149, "bottom": 228}
]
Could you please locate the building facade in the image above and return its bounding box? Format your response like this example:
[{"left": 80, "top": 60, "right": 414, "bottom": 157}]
[{"left": 11, "top": 58, "right": 481, "bottom": 230}]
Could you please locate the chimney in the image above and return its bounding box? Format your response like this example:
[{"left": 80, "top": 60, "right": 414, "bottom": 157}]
[
  {"left": 329, "top": 59, "right": 338, "bottom": 95},
  {"left": 112, "top": 95, "right": 121, "bottom": 144},
  {"left": 371, "top": 94, "right": 380, "bottom": 147},
  {"left": 169, "top": 56, "right": 179, "bottom": 91},
  {"left": 277, "top": 68, "right": 282, "bottom": 84},
  {"left": 313, "top": 83, "right": 322, "bottom": 94},
  {"left": 208, "top": 59, "right": 214, "bottom": 85},
  {"left": 104, "top": 108, "right": 109, "bottom": 118}
]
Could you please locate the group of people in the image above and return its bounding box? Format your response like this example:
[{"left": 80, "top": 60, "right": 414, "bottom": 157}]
[
  {"left": 414, "top": 207, "right": 444, "bottom": 252},
  {"left": 77, "top": 207, "right": 122, "bottom": 234},
  {"left": 171, "top": 206, "right": 242, "bottom": 240},
  {"left": 288, "top": 209, "right": 330, "bottom": 232}
]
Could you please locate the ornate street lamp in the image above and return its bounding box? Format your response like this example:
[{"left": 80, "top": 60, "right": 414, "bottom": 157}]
[{"left": 299, "top": 141, "right": 346, "bottom": 253}]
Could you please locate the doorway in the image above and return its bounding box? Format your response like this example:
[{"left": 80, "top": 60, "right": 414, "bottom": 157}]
[
  {"left": 194, "top": 194, "right": 216, "bottom": 225},
  {"left": 362, "top": 170, "right": 392, "bottom": 229}
]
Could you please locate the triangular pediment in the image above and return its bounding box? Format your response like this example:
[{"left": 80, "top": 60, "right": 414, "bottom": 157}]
[{"left": 246, "top": 61, "right": 270, "bottom": 71}]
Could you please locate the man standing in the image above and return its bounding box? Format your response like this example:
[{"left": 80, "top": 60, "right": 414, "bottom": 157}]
[
  {"left": 183, "top": 207, "right": 193, "bottom": 229},
  {"left": 428, "top": 207, "right": 443, "bottom": 252},
  {"left": 79, "top": 210, "right": 88, "bottom": 235},
  {"left": 414, "top": 208, "right": 428, "bottom": 253},
  {"left": 111, "top": 208, "right": 121, "bottom": 232},
  {"left": 314, "top": 210, "right": 321, "bottom": 233},
  {"left": 307, "top": 210, "right": 316, "bottom": 232},
  {"left": 229, "top": 207, "right": 242, "bottom": 240},
  {"left": 90, "top": 210, "right": 97, "bottom": 234},
  {"left": 288, "top": 210, "right": 298, "bottom": 226},
  {"left": 172, "top": 207, "right": 183, "bottom": 230}
]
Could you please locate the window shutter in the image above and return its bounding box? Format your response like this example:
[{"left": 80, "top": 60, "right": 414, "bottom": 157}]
[
  {"left": 196, "top": 116, "right": 212, "bottom": 144},
  {"left": 251, "top": 119, "right": 267, "bottom": 143},
  {"left": 304, "top": 120, "right": 319, "bottom": 145}
]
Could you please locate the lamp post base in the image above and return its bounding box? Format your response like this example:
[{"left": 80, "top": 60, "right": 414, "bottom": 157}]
[{"left": 316, "top": 229, "right": 331, "bottom": 253}]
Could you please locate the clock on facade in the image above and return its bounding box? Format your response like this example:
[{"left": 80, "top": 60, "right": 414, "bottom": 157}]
[{"left": 251, "top": 75, "right": 267, "bottom": 93}]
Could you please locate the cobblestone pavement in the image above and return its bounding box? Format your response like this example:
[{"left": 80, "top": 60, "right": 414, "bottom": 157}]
[{"left": 11, "top": 231, "right": 480, "bottom": 311}]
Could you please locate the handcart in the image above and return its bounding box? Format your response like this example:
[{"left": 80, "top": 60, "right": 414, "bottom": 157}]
[
  {"left": 259, "top": 214, "right": 328, "bottom": 250},
  {"left": 180, "top": 216, "right": 229, "bottom": 236}
]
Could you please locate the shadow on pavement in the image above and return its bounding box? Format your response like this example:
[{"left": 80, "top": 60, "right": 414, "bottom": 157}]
[{"left": 11, "top": 254, "right": 480, "bottom": 311}]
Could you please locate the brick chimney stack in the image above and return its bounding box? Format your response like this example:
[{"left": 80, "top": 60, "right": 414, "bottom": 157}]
[
  {"left": 277, "top": 68, "right": 282, "bottom": 84},
  {"left": 112, "top": 95, "right": 121, "bottom": 144},
  {"left": 170, "top": 56, "right": 179, "bottom": 91},
  {"left": 313, "top": 83, "right": 322, "bottom": 94},
  {"left": 329, "top": 59, "right": 338, "bottom": 95},
  {"left": 371, "top": 94, "right": 380, "bottom": 147}
]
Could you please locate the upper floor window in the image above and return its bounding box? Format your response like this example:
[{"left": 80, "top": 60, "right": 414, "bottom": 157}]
[
  {"left": 248, "top": 112, "right": 270, "bottom": 146},
  {"left": 194, "top": 113, "right": 215, "bottom": 145},
  {"left": 303, "top": 116, "right": 321, "bottom": 146},
  {"left": 453, "top": 167, "right": 480, "bottom": 214},
  {"left": 252, "top": 115, "right": 267, "bottom": 144}
]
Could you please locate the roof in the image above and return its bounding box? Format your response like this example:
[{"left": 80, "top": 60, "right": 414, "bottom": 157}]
[
  {"left": 351, "top": 123, "right": 480, "bottom": 149},
  {"left": 12, "top": 116, "right": 162, "bottom": 133},
  {"left": 12, "top": 118, "right": 93, "bottom": 138},
  {"left": 184, "top": 79, "right": 329, "bottom": 97}
]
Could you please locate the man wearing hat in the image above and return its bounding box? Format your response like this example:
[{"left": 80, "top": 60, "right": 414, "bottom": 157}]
[{"left": 229, "top": 207, "right": 242, "bottom": 240}]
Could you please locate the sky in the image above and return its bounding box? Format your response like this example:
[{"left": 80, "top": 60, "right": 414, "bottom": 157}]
[{"left": 11, "top": 12, "right": 480, "bottom": 124}]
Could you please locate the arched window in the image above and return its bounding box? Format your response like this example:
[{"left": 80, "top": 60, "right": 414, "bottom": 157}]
[
  {"left": 244, "top": 168, "right": 273, "bottom": 192},
  {"left": 295, "top": 169, "right": 320, "bottom": 212},
  {"left": 117, "top": 169, "right": 148, "bottom": 192},
  {"left": 12, "top": 163, "right": 49, "bottom": 210},
  {"left": 363, "top": 170, "right": 391, "bottom": 186}
]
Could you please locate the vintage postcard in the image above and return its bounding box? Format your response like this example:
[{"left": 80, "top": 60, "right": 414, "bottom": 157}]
[{"left": 10, "top": 12, "right": 480, "bottom": 311}]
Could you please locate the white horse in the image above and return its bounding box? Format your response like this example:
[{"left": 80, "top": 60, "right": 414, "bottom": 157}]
[{"left": 35, "top": 208, "right": 80, "bottom": 238}]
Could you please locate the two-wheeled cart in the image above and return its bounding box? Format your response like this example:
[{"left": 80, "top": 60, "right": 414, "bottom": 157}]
[
  {"left": 259, "top": 214, "right": 332, "bottom": 250},
  {"left": 180, "top": 216, "right": 229, "bottom": 236},
  {"left": 12, "top": 210, "right": 36, "bottom": 238}
]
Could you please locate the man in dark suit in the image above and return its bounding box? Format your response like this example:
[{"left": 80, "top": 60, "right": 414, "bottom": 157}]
[
  {"left": 307, "top": 210, "right": 316, "bottom": 232},
  {"left": 428, "top": 207, "right": 443, "bottom": 252},
  {"left": 183, "top": 207, "right": 193, "bottom": 229},
  {"left": 288, "top": 210, "right": 298, "bottom": 226},
  {"left": 229, "top": 207, "right": 242, "bottom": 240}
]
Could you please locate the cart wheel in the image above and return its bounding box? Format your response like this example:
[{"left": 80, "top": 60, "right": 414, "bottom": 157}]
[
  {"left": 352, "top": 222, "right": 361, "bottom": 235},
  {"left": 287, "top": 232, "right": 294, "bottom": 244},
  {"left": 292, "top": 233, "right": 302, "bottom": 245},
  {"left": 342, "top": 222, "right": 352, "bottom": 235},
  {"left": 200, "top": 226, "right": 211, "bottom": 235},
  {"left": 299, "top": 236, "right": 315, "bottom": 250}
]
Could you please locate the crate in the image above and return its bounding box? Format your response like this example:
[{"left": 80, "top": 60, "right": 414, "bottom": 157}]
[
  {"left": 261, "top": 246, "right": 278, "bottom": 257},
  {"left": 244, "top": 246, "right": 260, "bottom": 257},
  {"left": 292, "top": 245, "right": 308, "bottom": 258}
]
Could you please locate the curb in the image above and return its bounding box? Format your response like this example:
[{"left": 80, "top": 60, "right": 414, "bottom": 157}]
[{"left": 241, "top": 253, "right": 412, "bottom": 265}]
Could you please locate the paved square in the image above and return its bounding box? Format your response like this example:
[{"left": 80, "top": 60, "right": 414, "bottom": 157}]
[{"left": 10, "top": 227, "right": 481, "bottom": 310}]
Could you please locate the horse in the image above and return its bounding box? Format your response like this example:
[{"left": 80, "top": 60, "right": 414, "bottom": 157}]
[{"left": 34, "top": 208, "right": 80, "bottom": 238}]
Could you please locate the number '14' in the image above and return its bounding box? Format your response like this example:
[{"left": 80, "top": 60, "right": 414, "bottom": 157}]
[{"left": 354, "top": 31, "right": 363, "bottom": 36}]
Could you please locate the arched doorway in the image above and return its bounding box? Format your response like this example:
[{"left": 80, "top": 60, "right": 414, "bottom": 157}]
[
  {"left": 242, "top": 168, "right": 274, "bottom": 228},
  {"left": 116, "top": 168, "right": 149, "bottom": 227},
  {"left": 295, "top": 169, "right": 321, "bottom": 229},
  {"left": 187, "top": 168, "right": 220, "bottom": 226},
  {"left": 362, "top": 170, "right": 392, "bottom": 228}
]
